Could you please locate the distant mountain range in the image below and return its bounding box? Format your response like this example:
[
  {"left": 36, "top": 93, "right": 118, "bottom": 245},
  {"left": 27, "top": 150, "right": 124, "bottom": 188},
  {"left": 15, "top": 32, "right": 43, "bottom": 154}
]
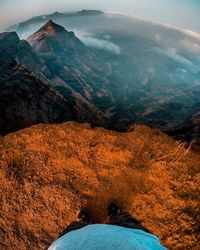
[{"left": 0, "top": 12, "right": 200, "bottom": 142}]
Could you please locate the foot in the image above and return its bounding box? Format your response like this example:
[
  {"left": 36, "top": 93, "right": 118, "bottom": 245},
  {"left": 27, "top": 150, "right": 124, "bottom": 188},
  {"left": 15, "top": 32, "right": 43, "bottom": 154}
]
[
  {"left": 78, "top": 209, "right": 92, "bottom": 224},
  {"left": 108, "top": 202, "right": 120, "bottom": 217}
]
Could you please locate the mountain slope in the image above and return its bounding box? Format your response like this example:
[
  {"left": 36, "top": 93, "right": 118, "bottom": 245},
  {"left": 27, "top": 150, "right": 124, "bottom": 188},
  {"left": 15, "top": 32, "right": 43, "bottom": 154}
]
[
  {"left": 27, "top": 20, "right": 84, "bottom": 51},
  {"left": 27, "top": 20, "right": 113, "bottom": 106},
  {"left": 0, "top": 61, "right": 72, "bottom": 135},
  {"left": 0, "top": 30, "right": 107, "bottom": 135},
  {"left": 0, "top": 122, "right": 199, "bottom": 249},
  {"left": 2, "top": 20, "right": 200, "bottom": 139},
  {"left": 0, "top": 32, "right": 45, "bottom": 75},
  {"left": 0, "top": 61, "right": 106, "bottom": 135},
  {"left": 25, "top": 19, "right": 200, "bottom": 132}
]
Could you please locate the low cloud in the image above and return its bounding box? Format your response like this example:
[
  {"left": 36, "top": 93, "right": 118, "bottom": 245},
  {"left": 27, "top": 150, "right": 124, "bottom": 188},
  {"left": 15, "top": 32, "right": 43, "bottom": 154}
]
[
  {"left": 155, "top": 34, "right": 162, "bottom": 42},
  {"left": 180, "top": 40, "right": 200, "bottom": 53},
  {"left": 154, "top": 47, "right": 198, "bottom": 73},
  {"left": 78, "top": 36, "right": 121, "bottom": 55}
]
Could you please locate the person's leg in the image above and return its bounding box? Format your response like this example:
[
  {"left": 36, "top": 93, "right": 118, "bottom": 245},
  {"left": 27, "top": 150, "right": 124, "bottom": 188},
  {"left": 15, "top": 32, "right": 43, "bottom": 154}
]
[
  {"left": 57, "top": 209, "right": 92, "bottom": 239},
  {"left": 58, "top": 221, "right": 86, "bottom": 238},
  {"left": 107, "top": 203, "right": 151, "bottom": 233}
]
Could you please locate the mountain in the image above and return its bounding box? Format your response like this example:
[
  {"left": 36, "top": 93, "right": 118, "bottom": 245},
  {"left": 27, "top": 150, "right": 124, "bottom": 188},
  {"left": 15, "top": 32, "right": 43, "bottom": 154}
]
[
  {"left": 0, "top": 60, "right": 106, "bottom": 135},
  {"left": 0, "top": 32, "right": 45, "bottom": 74},
  {"left": 74, "top": 10, "right": 104, "bottom": 16},
  {"left": 2, "top": 18, "right": 200, "bottom": 140},
  {"left": 27, "top": 20, "right": 88, "bottom": 70},
  {"left": 27, "top": 21, "right": 114, "bottom": 118},
  {"left": 0, "top": 14, "right": 199, "bottom": 250},
  {"left": 0, "top": 30, "right": 107, "bottom": 135},
  {"left": 9, "top": 10, "right": 104, "bottom": 37},
  {"left": 0, "top": 122, "right": 199, "bottom": 249},
  {"left": 28, "top": 19, "right": 76, "bottom": 40},
  {"left": 0, "top": 61, "right": 72, "bottom": 135},
  {"left": 26, "top": 20, "right": 200, "bottom": 133},
  {"left": 0, "top": 27, "right": 109, "bottom": 134}
]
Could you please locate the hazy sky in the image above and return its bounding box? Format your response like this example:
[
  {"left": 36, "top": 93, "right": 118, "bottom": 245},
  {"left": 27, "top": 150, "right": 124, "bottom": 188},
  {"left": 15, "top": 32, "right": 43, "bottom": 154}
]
[{"left": 0, "top": 0, "right": 199, "bottom": 33}]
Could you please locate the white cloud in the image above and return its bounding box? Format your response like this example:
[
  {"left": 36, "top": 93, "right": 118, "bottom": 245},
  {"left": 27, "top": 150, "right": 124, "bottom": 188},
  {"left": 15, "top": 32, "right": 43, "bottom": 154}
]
[
  {"left": 180, "top": 40, "right": 200, "bottom": 53},
  {"left": 110, "top": 13, "right": 200, "bottom": 41},
  {"left": 155, "top": 34, "right": 162, "bottom": 42},
  {"left": 78, "top": 36, "right": 121, "bottom": 55},
  {"left": 154, "top": 47, "right": 199, "bottom": 73}
]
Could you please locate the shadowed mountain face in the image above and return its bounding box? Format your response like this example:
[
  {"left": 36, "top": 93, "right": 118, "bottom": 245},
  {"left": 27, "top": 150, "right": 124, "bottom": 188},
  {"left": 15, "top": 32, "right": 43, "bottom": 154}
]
[
  {"left": 0, "top": 61, "right": 107, "bottom": 135},
  {"left": 0, "top": 32, "right": 44, "bottom": 74},
  {"left": 1, "top": 15, "right": 200, "bottom": 139},
  {"left": 0, "top": 61, "right": 72, "bottom": 135},
  {"left": 0, "top": 30, "right": 107, "bottom": 135}
]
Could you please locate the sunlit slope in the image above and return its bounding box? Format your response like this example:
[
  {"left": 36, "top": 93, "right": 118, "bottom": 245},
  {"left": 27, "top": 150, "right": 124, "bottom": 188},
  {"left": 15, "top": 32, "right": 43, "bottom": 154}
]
[{"left": 0, "top": 122, "right": 199, "bottom": 249}]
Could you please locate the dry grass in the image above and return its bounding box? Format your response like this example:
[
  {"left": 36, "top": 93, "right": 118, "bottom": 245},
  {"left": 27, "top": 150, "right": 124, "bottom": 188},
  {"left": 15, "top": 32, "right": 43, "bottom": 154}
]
[{"left": 0, "top": 122, "right": 199, "bottom": 250}]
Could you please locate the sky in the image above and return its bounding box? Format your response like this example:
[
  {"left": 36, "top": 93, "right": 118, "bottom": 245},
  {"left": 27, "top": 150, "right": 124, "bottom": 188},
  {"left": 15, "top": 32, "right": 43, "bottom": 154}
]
[{"left": 0, "top": 0, "right": 199, "bottom": 33}]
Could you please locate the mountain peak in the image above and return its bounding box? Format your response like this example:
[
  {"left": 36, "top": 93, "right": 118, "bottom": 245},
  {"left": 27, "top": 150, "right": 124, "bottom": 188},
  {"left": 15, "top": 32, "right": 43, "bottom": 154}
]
[
  {"left": 38, "top": 20, "right": 66, "bottom": 34},
  {"left": 27, "top": 20, "right": 68, "bottom": 42},
  {"left": 0, "top": 31, "right": 19, "bottom": 42},
  {"left": 46, "top": 19, "right": 54, "bottom": 25}
]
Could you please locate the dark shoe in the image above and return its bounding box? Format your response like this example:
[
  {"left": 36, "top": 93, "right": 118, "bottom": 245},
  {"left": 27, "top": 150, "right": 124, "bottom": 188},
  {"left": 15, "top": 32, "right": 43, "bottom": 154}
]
[
  {"left": 108, "top": 202, "right": 120, "bottom": 217},
  {"left": 78, "top": 209, "right": 92, "bottom": 224}
]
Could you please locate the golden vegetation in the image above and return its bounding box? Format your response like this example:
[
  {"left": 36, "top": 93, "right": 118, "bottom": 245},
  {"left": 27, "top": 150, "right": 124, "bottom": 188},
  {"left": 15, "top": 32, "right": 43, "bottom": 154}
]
[{"left": 0, "top": 122, "right": 199, "bottom": 249}]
